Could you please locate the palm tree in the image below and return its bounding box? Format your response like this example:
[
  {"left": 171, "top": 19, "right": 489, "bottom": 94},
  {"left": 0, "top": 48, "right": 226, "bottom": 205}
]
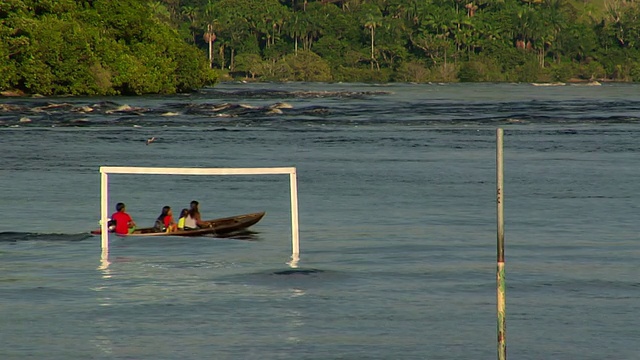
[
  {"left": 288, "top": 14, "right": 305, "bottom": 54},
  {"left": 149, "top": 1, "right": 171, "bottom": 23},
  {"left": 302, "top": 13, "right": 320, "bottom": 50},
  {"left": 163, "top": 0, "right": 180, "bottom": 22},
  {"left": 541, "top": 0, "right": 569, "bottom": 64},
  {"left": 181, "top": 6, "right": 198, "bottom": 43},
  {"left": 514, "top": 8, "right": 535, "bottom": 50},
  {"left": 364, "top": 14, "right": 382, "bottom": 70},
  {"left": 204, "top": 24, "right": 217, "bottom": 68},
  {"left": 181, "top": 5, "right": 197, "bottom": 24}
]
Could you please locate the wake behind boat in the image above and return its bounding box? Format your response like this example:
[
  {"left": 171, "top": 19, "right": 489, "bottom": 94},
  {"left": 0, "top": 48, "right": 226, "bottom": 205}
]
[{"left": 91, "top": 211, "right": 265, "bottom": 237}]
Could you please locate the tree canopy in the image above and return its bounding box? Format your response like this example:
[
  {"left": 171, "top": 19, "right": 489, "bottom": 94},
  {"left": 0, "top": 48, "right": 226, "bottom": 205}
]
[
  {"left": 0, "top": 0, "right": 216, "bottom": 96},
  {"left": 2, "top": 0, "right": 640, "bottom": 96},
  {"left": 174, "top": 0, "right": 640, "bottom": 83}
]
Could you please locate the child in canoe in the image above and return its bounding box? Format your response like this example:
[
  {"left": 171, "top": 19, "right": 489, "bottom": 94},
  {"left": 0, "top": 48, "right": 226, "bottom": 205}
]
[
  {"left": 155, "top": 206, "right": 177, "bottom": 233},
  {"left": 111, "top": 202, "right": 136, "bottom": 235},
  {"left": 177, "top": 208, "right": 189, "bottom": 231}
]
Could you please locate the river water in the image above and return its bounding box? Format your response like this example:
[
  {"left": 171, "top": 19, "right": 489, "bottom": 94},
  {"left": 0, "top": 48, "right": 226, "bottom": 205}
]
[{"left": 1, "top": 82, "right": 638, "bottom": 359}]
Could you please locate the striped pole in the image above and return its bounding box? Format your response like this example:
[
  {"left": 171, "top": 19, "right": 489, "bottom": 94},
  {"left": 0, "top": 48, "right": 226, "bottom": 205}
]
[{"left": 496, "top": 128, "right": 506, "bottom": 360}]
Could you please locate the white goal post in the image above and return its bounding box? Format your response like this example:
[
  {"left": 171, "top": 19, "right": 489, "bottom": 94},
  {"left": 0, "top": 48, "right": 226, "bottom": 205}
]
[{"left": 100, "top": 166, "right": 300, "bottom": 259}]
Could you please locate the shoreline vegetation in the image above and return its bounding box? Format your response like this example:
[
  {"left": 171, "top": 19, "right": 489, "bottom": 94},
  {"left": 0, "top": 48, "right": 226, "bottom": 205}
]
[
  {"left": 1, "top": 0, "right": 639, "bottom": 97},
  {"left": 0, "top": 0, "right": 217, "bottom": 97}
]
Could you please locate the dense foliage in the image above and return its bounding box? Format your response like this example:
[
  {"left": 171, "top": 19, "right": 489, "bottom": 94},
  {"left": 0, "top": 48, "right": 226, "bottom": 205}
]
[
  {"left": 2, "top": 0, "right": 640, "bottom": 95},
  {"left": 0, "top": 0, "right": 216, "bottom": 95},
  {"left": 165, "top": 0, "right": 640, "bottom": 83}
]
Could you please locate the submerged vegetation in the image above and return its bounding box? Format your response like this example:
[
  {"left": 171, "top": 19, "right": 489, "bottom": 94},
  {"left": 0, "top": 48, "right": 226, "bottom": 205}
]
[{"left": 1, "top": 0, "right": 640, "bottom": 95}]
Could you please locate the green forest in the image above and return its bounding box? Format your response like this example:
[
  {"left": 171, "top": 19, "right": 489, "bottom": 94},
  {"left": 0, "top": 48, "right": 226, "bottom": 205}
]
[
  {"left": 0, "top": 0, "right": 216, "bottom": 95},
  {"left": 2, "top": 0, "right": 640, "bottom": 95}
]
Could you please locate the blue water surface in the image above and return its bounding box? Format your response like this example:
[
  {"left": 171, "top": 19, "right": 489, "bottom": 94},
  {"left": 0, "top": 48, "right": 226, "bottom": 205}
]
[{"left": 1, "top": 82, "right": 639, "bottom": 360}]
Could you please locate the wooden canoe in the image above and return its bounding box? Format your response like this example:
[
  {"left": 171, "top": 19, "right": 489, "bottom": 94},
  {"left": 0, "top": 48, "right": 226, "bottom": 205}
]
[{"left": 91, "top": 211, "right": 265, "bottom": 237}]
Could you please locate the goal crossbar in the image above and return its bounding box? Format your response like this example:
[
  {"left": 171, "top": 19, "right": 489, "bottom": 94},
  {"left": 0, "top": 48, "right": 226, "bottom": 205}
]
[
  {"left": 101, "top": 166, "right": 296, "bottom": 176},
  {"left": 99, "top": 166, "right": 300, "bottom": 261}
]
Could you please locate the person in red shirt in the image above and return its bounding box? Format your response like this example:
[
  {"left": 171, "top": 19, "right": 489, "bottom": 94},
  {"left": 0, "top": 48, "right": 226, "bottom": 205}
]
[
  {"left": 154, "top": 206, "right": 177, "bottom": 233},
  {"left": 110, "top": 202, "right": 136, "bottom": 235}
]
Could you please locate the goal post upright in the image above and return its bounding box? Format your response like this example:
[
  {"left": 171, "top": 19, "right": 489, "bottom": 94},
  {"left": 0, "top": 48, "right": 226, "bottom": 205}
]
[
  {"left": 100, "top": 171, "right": 109, "bottom": 252},
  {"left": 99, "top": 166, "right": 301, "bottom": 261},
  {"left": 289, "top": 170, "right": 300, "bottom": 257}
]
